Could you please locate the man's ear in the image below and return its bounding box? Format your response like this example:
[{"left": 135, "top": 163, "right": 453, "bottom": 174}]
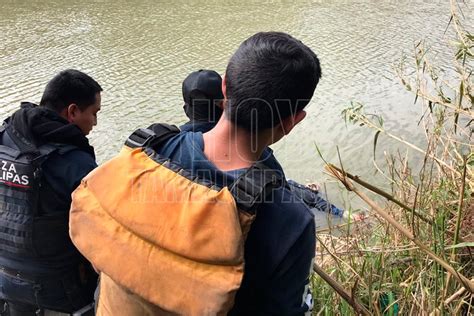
[
  {"left": 66, "top": 104, "right": 79, "bottom": 123},
  {"left": 281, "top": 110, "right": 307, "bottom": 135},
  {"left": 220, "top": 75, "right": 228, "bottom": 110},
  {"left": 222, "top": 75, "right": 227, "bottom": 100}
]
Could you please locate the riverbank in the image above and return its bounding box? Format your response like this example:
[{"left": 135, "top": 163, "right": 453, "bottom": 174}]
[{"left": 310, "top": 2, "right": 473, "bottom": 314}]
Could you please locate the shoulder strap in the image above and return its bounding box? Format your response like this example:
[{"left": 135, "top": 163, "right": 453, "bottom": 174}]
[
  {"left": 29, "top": 144, "right": 59, "bottom": 166},
  {"left": 37, "top": 144, "right": 58, "bottom": 156},
  {"left": 1, "top": 122, "right": 66, "bottom": 160},
  {"left": 126, "top": 123, "right": 279, "bottom": 215},
  {"left": 229, "top": 161, "right": 283, "bottom": 215},
  {"left": 57, "top": 144, "right": 78, "bottom": 155},
  {"left": 3, "top": 124, "right": 37, "bottom": 155},
  {"left": 0, "top": 124, "right": 22, "bottom": 159},
  {"left": 37, "top": 143, "right": 77, "bottom": 157},
  {"left": 125, "top": 123, "right": 180, "bottom": 149}
]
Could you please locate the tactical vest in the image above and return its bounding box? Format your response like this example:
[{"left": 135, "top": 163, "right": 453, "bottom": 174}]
[
  {"left": 0, "top": 122, "right": 77, "bottom": 259},
  {"left": 69, "top": 124, "right": 281, "bottom": 315}
]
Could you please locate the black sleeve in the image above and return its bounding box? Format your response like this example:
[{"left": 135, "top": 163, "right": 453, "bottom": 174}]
[{"left": 42, "top": 150, "right": 97, "bottom": 202}]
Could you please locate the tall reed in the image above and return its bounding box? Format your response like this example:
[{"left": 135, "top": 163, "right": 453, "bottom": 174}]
[{"left": 311, "top": 1, "right": 473, "bottom": 314}]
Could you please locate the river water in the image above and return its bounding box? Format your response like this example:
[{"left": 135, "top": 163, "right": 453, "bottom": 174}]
[{"left": 0, "top": 0, "right": 466, "bottom": 207}]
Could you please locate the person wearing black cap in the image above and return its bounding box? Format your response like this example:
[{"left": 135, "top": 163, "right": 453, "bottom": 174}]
[{"left": 180, "top": 69, "right": 224, "bottom": 133}]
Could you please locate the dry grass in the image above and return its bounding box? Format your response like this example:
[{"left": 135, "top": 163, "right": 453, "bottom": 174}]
[{"left": 311, "top": 1, "right": 473, "bottom": 314}]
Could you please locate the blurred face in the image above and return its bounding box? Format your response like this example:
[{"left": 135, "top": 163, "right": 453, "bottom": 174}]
[{"left": 68, "top": 92, "right": 101, "bottom": 135}]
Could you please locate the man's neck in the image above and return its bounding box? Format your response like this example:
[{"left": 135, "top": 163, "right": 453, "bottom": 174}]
[{"left": 203, "top": 117, "right": 268, "bottom": 171}]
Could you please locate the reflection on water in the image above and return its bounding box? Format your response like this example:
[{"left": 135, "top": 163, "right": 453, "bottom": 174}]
[{"left": 0, "top": 0, "right": 463, "bottom": 205}]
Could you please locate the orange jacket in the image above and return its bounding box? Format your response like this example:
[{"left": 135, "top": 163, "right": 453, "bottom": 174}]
[{"left": 69, "top": 147, "right": 257, "bottom": 315}]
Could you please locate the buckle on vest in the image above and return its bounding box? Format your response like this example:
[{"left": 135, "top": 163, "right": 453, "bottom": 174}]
[
  {"left": 230, "top": 162, "right": 282, "bottom": 214},
  {"left": 125, "top": 128, "right": 156, "bottom": 149}
]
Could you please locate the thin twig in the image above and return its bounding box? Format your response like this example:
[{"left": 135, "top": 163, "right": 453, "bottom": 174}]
[
  {"left": 325, "top": 164, "right": 474, "bottom": 294},
  {"left": 327, "top": 164, "right": 468, "bottom": 243}
]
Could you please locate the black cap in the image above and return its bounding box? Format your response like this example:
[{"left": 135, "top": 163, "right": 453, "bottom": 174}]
[{"left": 182, "top": 69, "right": 224, "bottom": 105}]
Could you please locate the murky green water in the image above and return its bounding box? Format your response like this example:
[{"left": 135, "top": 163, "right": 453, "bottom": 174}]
[{"left": 0, "top": 0, "right": 464, "bottom": 205}]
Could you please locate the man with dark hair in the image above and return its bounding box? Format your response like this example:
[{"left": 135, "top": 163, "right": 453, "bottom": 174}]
[
  {"left": 0, "top": 69, "right": 101, "bottom": 315},
  {"left": 159, "top": 32, "right": 322, "bottom": 314},
  {"left": 40, "top": 69, "right": 102, "bottom": 135},
  {"left": 224, "top": 33, "right": 320, "bottom": 133},
  {"left": 181, "top": 69, "right": 345, "bottom": 226}
]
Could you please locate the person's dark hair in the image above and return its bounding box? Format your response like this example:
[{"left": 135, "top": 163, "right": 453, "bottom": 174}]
[
  {"left": 225, "top": 32, "right": 321, "bottom": 132},
  {"left": 40, "top": 69, "right": 102, "bottom": 112}
]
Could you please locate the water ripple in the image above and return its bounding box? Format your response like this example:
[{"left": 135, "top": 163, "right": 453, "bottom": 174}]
[{"left": 0, "top": 0, "right": 466, "bottom": 186}]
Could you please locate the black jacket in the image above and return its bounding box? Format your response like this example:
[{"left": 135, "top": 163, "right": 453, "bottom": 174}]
[{"left": 0, "top": 103, "right": 97, "bottom": 274}]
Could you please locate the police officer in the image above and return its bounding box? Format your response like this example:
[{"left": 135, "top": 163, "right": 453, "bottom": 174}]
[{"left": 0, "top": 69, "right": 102, "bottom": 315}]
